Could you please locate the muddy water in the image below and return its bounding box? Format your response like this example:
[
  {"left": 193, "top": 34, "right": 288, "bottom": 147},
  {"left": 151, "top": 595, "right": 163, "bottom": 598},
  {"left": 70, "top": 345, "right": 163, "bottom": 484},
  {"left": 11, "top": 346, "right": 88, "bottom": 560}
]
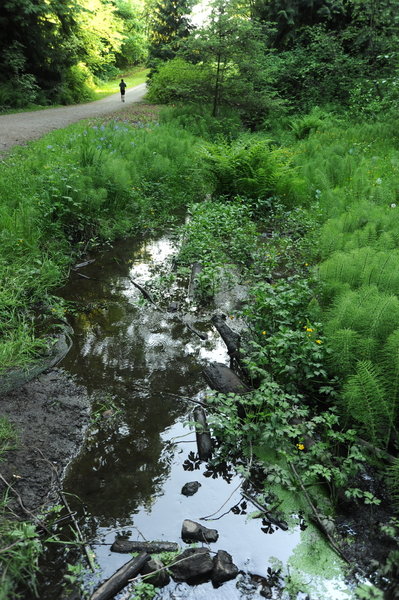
[{"left": 46, "top": 231, "right": 348, "bottom": 599}]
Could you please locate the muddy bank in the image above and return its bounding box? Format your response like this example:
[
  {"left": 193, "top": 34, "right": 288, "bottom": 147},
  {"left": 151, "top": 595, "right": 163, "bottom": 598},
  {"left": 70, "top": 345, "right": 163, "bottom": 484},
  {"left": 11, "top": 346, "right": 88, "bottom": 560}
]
[{"left": 0, "top": 368, "right": 90, "bottom": 515}]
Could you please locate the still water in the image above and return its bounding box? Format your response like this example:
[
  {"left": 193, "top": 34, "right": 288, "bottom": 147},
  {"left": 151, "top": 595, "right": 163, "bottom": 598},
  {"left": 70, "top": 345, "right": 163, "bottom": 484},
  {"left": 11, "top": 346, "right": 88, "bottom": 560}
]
[{"left": 41, "top": 231, "right": 352, "bottom": 600}]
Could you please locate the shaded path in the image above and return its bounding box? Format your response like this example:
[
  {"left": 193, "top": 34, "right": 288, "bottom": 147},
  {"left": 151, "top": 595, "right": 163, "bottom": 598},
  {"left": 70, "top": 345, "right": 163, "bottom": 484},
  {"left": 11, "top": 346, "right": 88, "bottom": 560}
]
[{"left": 0, "top": 83, "right": 147, "bottom": 155}]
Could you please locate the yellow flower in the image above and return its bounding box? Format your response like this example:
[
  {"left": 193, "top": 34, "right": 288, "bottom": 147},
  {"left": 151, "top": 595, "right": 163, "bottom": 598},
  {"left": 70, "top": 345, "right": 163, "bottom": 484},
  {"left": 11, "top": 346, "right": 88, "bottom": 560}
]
[
  {"left": 315, "top": 339, "right": 322, "bottom": 344},
  {"left": 296, "top": 443, "right": 305, "bottom": 451},
  {"left": 306, "top": 327, "right": 313, "bottom": 332},
  {"left": 262, "top": 331, "right": 267, "bottom": 335},
  {"left": 304, "top": 263, "right": 309, "bottom": 266}
]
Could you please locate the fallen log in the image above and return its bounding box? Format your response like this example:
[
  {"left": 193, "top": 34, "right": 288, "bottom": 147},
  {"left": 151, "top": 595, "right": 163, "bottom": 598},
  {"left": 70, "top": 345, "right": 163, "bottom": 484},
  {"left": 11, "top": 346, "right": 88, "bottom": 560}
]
[
  {"left": 89, "top": 552, "right": 150, "bottom": 600},
  {"left": 202, "top": 362, "right": 250, "bottom": 394},
  {"left": 111, "top": 539, "right": 179, "bottom": 554},
  {"left": 193, "top": 406, "right": 212, "bottom": 461},
  {"left": 211, "top": 314, "right": 240, "bottom": 358}
]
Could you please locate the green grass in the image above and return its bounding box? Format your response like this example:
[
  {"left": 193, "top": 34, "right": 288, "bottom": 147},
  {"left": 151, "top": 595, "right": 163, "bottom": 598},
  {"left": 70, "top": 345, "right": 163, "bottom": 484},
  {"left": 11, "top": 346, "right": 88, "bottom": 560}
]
[
  {"left": 93, "top": 67, "right": 149, "bottom": 99},
  {"left": 0, "top": 112, "right": 209, "bottom": 372}
]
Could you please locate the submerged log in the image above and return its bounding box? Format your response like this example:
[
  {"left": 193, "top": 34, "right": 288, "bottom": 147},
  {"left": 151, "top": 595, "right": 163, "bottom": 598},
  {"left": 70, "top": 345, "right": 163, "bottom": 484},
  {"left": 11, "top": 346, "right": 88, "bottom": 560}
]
[
  {"left": 193, "top": 406, "right": 212, "bottom": 461},
  {"left": 89, "top": 552, "right": 150, "bottom": 600},
  {"left": 202, "top": 362, "right": 250, "bottom": 394},
  {"left": 111, "top": 540, "right": 179, "bottom": 554},
  {"left": 211, "top": 314, "right": 240, "bottom": 358}
]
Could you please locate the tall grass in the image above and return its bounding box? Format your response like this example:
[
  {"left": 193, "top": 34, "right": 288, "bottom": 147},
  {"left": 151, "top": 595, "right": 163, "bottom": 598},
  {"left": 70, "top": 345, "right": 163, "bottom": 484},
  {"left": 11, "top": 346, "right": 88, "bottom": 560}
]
[{"left": 0, "top": 117, "right": 209, "bottom": 372}]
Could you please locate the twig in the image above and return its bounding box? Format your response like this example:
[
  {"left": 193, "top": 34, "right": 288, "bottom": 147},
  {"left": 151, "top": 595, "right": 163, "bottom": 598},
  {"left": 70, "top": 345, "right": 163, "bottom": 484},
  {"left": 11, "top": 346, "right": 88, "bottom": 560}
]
[
  {"left": 241, "top": 491, "right": 288, "bottom": 531},
  {"left": 288, "top": 461, "right": 351, "bottom": 565},
  {"left": 200, "top": 479, "right": 243, "bottom": 521},
  {"left": 35, "top": 448, "right": 96, "bottom": 572},
  {"left": 0, "top": 473, "right": 52, "bottom": 535}
]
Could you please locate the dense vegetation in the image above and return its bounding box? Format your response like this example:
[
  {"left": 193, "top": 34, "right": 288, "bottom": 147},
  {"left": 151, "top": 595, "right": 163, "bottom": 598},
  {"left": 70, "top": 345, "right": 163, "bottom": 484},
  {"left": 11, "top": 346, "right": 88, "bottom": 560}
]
[{"left": 2, "top": 0, "right": 399, "bottom": 597}]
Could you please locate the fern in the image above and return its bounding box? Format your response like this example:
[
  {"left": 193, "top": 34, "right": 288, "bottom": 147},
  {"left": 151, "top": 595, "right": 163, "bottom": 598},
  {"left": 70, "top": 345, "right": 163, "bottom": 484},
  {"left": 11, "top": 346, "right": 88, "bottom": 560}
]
[
  {"left": 342, "top": 361, "right": 393, "bottom": 448},
  {"left": 325, "top": 286, "right": 399, "bottom": 343},
  {"left": 386, "top": 458, "right": 399, "bottom": 510},
  {"left": 328, "top": 329, "right": 377, "bottom": 378},
  {"left": 379, "top": 329, "right": 399, "bottom": 416}
]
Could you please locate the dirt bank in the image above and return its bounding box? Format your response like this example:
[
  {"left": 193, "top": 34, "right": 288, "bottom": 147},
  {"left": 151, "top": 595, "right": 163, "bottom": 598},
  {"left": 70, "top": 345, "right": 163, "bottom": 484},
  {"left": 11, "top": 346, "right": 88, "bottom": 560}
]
[{"left": 0, "top": 368, "right": 90, "bottom": 516}]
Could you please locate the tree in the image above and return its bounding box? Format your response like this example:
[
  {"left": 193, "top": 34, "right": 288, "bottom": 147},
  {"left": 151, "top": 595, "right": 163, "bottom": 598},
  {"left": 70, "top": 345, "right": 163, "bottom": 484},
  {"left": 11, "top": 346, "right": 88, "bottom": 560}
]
[
  {"left": 146, "top": 0, "right": 194, "bottom": 70},
  {"left": 182, "top": 0, "right": 277, "bottom": 120},
  {"left": 114, "top": 0, "right": 148, "bottom": 67},
  {"left": 0, "top": 0, "right": 82, "bottom": 102}
]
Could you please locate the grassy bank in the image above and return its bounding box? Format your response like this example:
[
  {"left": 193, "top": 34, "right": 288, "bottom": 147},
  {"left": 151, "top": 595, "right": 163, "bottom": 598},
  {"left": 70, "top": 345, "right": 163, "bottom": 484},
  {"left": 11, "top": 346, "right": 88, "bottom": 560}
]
[{"left": 1, "top": 104, "right": 399, "bottom": 597}]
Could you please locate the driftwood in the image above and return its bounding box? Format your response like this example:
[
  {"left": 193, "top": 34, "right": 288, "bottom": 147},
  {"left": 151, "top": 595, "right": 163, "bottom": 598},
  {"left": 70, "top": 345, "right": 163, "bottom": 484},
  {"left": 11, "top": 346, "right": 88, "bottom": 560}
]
[
  {"left": 211, "top": 314, "right": 240, "bottom": 358},
  {"left": 128, "top": 276, "right": 157, "bottom": 305},
  {"left": 202, "top": 362, "right": 250, "bottom": 394},
  {"left": 74, "top": 259, "right": 95, "bottom": 269},
  {"left": 111, "top": 539, "right": 179, "bottom": 554},
  {"left": 89, "top": 552, "right": 150, "bottom": 600},
  {"left": 188, "top": 262, "right": 202, "bottom": 299},
  {"left": 193, "top": 406, "right": 212, "bottom": 461}
]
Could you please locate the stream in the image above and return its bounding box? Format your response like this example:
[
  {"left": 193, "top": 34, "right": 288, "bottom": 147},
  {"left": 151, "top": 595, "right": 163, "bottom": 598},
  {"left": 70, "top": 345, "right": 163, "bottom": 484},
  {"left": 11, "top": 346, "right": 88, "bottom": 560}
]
[{"left": 38, "top": 230, "right": 354, "bottom": 600}]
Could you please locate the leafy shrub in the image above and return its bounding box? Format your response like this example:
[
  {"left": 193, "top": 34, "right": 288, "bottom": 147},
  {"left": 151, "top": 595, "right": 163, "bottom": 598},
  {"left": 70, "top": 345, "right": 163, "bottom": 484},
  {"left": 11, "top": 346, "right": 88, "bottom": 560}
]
[{"left": 146, "top": 58, "right": 213, "bottom": 104}]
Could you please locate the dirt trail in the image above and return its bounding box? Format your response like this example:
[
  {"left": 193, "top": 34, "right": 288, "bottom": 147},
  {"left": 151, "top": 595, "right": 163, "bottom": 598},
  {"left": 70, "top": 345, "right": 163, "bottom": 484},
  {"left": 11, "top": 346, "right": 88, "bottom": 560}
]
[{"left": 0, "top": 83, "right": 147, "bottom": 155}]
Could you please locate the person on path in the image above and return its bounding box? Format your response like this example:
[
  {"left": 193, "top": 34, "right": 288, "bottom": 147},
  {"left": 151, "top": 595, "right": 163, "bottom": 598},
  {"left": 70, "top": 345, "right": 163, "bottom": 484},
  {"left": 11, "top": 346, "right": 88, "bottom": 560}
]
[{"left": 119, "top": 78, "right": 127, "bottom": 102}]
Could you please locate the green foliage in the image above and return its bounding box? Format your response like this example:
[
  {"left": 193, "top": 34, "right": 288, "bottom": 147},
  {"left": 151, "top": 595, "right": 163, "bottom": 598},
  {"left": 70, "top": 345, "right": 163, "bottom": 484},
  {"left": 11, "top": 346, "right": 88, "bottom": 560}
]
[
  {"left": 146, "top": 0, "right": 193, "bottom": 68},
  {"left": 159, "top": 103, "right": 243, "bottom": 141},
  {"left": 0, "top": 0, "right": 149, "bottom": 108},
  {"left": 387, "top": 459, "right": 399, "bottom": 510},
  {"left": 0, "top": 518, "right": 42, "bottom": 600},
  {"left": 129, "top": 581, "right": 158, "bottom": 599},
  {"left": 0, "top": 418, "right": 17, "bottom": 459},
  {"left": 0, "top": 116, "right": 208, "bottom": 371},
  {"left": 342, "top": 361, "right": 394, "bottom": 448},
  {"left": 177, "top": 200, "right": 257, "bottom": 300},
  {"left": 201, "top": 135, "right": 306, "bottom": 208},
  {"left": 146, "top": 58, "right": 213, "bottom": 104}
]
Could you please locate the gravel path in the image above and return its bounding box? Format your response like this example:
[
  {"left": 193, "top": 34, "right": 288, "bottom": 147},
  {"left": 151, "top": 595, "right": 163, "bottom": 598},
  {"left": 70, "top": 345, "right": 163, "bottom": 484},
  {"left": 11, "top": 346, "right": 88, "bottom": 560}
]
[{"left": 0, "top": 83, "right": 147, "bottom": 155}]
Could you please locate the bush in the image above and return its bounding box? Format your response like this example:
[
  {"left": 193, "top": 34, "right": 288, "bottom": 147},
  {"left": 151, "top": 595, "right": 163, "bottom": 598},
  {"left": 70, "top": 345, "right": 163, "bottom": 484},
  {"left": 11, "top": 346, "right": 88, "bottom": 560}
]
[{"left": 146, "top": 58, "right": 213, "bottom": 104}]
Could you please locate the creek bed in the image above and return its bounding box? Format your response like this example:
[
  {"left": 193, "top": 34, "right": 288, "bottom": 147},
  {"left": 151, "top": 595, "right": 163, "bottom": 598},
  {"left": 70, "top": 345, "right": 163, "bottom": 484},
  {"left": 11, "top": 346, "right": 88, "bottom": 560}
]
[{"left": 37, "top": 231, "right": 353, "bottom": 600}]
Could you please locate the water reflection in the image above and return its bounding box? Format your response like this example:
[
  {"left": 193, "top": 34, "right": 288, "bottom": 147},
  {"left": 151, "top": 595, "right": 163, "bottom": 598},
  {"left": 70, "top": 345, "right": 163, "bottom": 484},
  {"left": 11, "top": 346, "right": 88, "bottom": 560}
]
[{"left": 60, "top": 233, "right": 228, "bottom": 523}]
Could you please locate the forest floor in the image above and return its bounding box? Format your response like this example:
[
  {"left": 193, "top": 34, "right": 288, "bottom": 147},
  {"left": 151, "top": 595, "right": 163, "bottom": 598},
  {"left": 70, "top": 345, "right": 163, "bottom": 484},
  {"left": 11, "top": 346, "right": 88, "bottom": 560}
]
[{"left": 0, "top": 83, "right": 147, "bottom": 156}]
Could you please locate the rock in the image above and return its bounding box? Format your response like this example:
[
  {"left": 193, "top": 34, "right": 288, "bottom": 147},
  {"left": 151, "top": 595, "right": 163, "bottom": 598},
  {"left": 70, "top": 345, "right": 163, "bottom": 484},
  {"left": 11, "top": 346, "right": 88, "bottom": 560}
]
[
  {"left": 167, "top": 301, "right": 179, "bottom": 312},
  {"left": 141, "top": 558, "right": 170, "bottom": 587},
  {"left": 181, "top": 519, "right": 219, "bottom": 544},
  {"left": 169, "top": 548, "right": 213, "bottom": 583},
  {"left": 260, "top": 583, "right": 273, "bottom": 598},
  {"left": 181, "top": 481, "right": 201, "bottom": 496},
  {"left": 212, "top": 550, "right": 239, "bottom": 586}
]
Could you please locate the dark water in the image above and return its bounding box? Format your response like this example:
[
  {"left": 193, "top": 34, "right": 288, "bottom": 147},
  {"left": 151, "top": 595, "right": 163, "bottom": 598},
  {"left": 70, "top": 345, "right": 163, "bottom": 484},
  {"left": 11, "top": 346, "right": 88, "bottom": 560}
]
[{"left": 40, "top": 232, "right": 349, "bottom": 600}]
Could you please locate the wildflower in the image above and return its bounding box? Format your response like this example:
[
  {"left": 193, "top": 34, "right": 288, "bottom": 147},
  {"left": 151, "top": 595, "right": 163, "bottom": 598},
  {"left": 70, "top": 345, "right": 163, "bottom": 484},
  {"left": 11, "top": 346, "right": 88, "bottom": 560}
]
[
  {"left": 46, "top": 144, "right": 53, "bottom": 150},
  {"left": 315, "top": 339, "right": 322, "bottom": 344},
  {"left": 376, "top": 178, "right": 382, "bottom": 184},
  {"left": 296, "top": 443, "right": 305, "bottom": 451},
  {"left": 304, "top": 263, "right": 309, "bottom": 266},
  {"left": 391, "top": 203, "right": 397, "bottom": 208},
  {"left": 306, "top": 327, "right": 313, "bottom": 332},
  {"left": 262, "top": 331, "right": 267, "bottom": 335}
]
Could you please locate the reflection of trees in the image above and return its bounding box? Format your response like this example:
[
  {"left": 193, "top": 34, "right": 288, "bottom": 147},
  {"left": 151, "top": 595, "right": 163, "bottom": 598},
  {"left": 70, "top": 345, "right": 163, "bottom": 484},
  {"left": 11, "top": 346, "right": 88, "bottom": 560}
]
[{"left": 60, "top": 236, "right": 206, "bottom": 522}]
